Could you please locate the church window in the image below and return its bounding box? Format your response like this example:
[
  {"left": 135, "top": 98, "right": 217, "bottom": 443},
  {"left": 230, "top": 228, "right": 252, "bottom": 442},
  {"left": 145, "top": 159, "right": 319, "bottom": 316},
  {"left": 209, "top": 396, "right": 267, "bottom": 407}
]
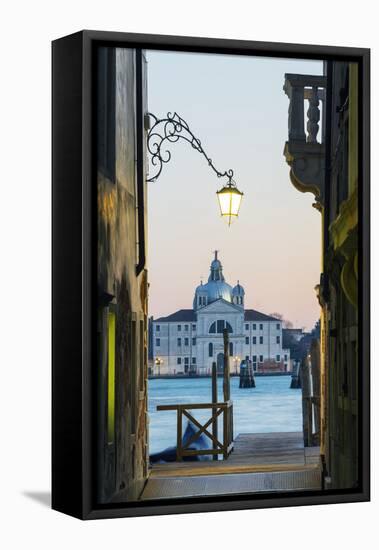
[
  {"left": 177, "top": 338, "right": 181, "bottom": 346},
  {"left": 156, "top": 338, "right": 160, "bottom": 347},
  {"left": 259, "top": 336, "right": 263, "bottom": 344},
  {"left": 209, "top": 320, "right": 233, "bottom": 334},
  {"left": 252, "top": 337, "right": 256, "bottom": 344},
  {"left": 208, "top": 343, "right": 213, "bottom": 357}
]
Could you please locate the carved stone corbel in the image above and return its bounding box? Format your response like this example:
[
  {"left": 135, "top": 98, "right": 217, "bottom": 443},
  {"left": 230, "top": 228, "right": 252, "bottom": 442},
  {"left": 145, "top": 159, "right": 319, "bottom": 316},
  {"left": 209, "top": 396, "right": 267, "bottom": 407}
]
[{"left": 284, "top": 141, "right": 325, "bottom": 207}]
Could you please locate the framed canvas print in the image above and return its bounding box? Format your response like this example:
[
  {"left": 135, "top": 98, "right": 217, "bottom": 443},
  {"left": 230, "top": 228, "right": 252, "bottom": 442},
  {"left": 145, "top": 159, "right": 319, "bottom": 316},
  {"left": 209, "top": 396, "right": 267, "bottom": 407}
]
[{"left": 52, "top": 30, "right": 370, "bottom": 519}]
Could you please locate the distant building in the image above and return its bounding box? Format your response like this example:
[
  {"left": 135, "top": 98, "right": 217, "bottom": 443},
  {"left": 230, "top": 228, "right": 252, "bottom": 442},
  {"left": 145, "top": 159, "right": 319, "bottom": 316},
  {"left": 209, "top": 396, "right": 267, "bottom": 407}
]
[
  {"left": 283, "top": 328, "right": 306, "bottom": 343},
  {"left": 150, "top": 252, "right": 291, "bottom": 376}
]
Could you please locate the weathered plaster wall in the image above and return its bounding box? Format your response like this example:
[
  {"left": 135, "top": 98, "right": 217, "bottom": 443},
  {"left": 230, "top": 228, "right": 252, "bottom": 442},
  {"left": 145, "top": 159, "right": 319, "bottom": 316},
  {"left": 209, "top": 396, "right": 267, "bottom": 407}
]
[
  {"left": 324, "top": 62, "right": 359, "bottom": 489},
  {"left": 97, "top": 47, "right": 148, "bottom": 503}
]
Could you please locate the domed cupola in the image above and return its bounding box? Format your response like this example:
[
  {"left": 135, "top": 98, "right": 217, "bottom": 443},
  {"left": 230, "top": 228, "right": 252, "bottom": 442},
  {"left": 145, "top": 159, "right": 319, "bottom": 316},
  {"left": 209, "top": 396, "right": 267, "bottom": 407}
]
[
  {"left": 193, "top": 251, "right": 233, "bottom": 310},
  {"left": 209, "top": 253, "right": 224, "bottom": 282},
  {"left": 193, "top": 281, "right": 208, "bottom": 310},
  {"left": 232, "top": 281, "right": 245, "bottom": 307}
]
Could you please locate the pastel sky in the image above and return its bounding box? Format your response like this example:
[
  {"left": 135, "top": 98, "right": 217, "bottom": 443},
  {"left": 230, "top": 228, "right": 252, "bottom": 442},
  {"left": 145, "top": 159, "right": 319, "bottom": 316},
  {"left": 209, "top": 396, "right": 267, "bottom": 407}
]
[{"left": 147, "top": 50, "right": 323, "bottom": 331}]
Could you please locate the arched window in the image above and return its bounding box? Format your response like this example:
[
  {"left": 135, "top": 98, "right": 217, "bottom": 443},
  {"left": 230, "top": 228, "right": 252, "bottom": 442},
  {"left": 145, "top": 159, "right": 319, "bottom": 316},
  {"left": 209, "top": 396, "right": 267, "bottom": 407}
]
[
  {"left": 198, "top": 296, "right": 207, "bottom": 307},
  {"left": 209, "top": 320, "right": 233, "bottom": 334},
  {"left": 208, "top": 342, "right": 213, "bottom": 357}
]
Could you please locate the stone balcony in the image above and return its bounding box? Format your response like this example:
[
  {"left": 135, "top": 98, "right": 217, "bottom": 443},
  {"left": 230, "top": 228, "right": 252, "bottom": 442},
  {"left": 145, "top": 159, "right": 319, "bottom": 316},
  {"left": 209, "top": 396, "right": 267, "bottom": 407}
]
[{"left": 283, "top": 73, "right": 327, "bottom": 210}]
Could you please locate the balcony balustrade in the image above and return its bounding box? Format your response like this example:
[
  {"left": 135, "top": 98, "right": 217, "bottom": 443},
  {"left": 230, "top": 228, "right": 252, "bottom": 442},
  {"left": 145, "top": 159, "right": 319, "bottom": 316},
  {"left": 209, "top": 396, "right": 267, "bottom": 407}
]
[{"left": 283, "top": 74, "right": 327, "bottom": 209}]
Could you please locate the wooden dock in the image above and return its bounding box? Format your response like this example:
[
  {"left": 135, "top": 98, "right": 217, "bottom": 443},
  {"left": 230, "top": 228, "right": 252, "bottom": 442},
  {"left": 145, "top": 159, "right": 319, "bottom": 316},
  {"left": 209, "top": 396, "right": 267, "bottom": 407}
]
[{"left": 141, "top": 432, "right": 321, "bottom": 500}]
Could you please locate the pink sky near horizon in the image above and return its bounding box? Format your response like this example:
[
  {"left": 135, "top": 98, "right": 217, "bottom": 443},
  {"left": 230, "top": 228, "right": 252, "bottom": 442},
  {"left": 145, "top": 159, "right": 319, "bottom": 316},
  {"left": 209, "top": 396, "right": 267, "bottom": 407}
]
[{"left": 147, "top": 51, "right": 323, "bottom": 331}]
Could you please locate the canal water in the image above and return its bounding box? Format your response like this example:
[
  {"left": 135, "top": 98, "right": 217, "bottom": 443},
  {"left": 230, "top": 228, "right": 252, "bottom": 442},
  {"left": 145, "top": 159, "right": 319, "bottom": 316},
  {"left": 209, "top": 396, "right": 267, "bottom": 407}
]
[{"left": 148, "top": 375, "right": 302, "bottom": 454}]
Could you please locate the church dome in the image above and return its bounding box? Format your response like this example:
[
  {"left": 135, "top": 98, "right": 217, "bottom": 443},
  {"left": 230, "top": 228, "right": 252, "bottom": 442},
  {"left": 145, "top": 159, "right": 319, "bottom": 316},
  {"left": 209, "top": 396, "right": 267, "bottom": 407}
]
[
  {"left": 201, "top": 279, "right": 233, "bottom": 303},
  {"left": 232, "top": 280, "right": 245, "bottom": 307},
  {"left": 193, "top": 252, "right": 233, "bottom": 309},
  {"left": 232, "top": 282, "right": 245, "bottom": 296}
]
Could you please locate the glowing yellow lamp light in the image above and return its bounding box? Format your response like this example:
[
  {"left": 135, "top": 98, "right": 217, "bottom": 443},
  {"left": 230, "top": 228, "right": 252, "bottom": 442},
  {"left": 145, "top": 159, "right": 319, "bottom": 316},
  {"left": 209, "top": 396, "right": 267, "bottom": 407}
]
[{"left": 216, "top": 180, "right": 244, "bottom": 226}]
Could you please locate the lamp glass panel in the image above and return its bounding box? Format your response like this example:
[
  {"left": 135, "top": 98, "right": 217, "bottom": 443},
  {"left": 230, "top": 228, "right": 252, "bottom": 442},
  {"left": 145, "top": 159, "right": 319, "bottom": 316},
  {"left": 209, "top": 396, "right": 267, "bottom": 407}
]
[
  {"left": 217, "top": 187, "right": 243, "bottom": 225},
  {"left": 217, "top": 190, "right": 232, "bottom": 216},
  {"left": 231, "top": 191, "right": 242, "bottom": 216}
]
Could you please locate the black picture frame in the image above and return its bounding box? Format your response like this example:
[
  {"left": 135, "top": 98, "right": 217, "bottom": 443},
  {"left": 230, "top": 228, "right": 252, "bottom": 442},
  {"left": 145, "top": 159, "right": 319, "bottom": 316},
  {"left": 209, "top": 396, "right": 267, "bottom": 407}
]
[{"left": 52, "top": 30, "right": 370, "bottom": 520}]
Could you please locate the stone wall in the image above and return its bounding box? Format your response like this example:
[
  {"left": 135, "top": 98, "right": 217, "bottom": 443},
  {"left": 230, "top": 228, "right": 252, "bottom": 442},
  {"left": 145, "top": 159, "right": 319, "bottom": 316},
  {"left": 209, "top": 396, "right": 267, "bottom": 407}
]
[{"left": 97, "top": 47, "right": 148, "bottom": 503}]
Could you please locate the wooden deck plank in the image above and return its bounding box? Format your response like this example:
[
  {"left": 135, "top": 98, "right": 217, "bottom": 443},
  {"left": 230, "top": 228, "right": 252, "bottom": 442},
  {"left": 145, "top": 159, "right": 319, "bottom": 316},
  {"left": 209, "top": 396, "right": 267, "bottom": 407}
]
[
  {"left": 141, "top": 469, "right": 322, "bottom": 500},
  {"left": 142, "top": 432, "right": 321, "bottom": 499},
  {"left": 150, "top": 432, "right": 320, "bottom": 478}
]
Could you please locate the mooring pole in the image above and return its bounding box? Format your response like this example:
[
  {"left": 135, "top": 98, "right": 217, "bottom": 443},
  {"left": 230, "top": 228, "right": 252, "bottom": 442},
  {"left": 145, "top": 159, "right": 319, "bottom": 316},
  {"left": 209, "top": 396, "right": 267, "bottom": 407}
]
[
  {"left": 212, "top": 361, "right": 218, "bottom": 460},
  {"left": 223, "top": 329, "right": 230, "bottom": 401},
  {"left": 300, "top": 354, "right": 312, "bottom": 446},
  {"left": 310, "top": 338, "right": 321, "bottom": 445}
]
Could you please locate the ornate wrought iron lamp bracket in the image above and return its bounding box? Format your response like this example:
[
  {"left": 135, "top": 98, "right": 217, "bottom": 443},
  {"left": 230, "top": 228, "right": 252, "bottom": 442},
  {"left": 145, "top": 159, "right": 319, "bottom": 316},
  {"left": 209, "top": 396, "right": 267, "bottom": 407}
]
[{"left": 146, "top": 112, "right": 234, "bottom": 183}]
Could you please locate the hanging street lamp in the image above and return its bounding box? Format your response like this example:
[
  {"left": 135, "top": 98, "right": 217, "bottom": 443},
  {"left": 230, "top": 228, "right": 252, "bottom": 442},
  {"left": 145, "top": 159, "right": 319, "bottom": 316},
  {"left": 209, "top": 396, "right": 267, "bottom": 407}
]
[
  {"left": 216, "top": 178, "right": 244, "bottom": 226},
  {"left": 146, "top": 112, "right": 244, "bottom": 226}
]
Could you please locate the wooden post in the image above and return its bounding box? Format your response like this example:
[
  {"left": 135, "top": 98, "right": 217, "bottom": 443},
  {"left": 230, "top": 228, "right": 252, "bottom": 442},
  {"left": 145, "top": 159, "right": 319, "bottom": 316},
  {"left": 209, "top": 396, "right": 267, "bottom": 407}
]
[
  {"left": 239, "top": 359, "right": 256, "bottom": 388},
  {"left": 176, "top": 406, "right": 183, "bottom": 461},
  {"left": 310, "top": 338, "right": 321, "bottom": 445},
  {"left": 223, "top": 329, "right": 230, "bottom": 402},
  {"left": 211, "top": 362, "right": 218, "bottom": 461},
  {"left": 250, "top": 360, "right": 256, "bottom": 388},
  {"left": 223, "top": 403, "right": 228, "bottom": 459},
  {"left": 300, "top": 355, "right": 312, "bottom": 446},
  {"left": 290, "top": 360, "right": 301, "bottom": 388}
]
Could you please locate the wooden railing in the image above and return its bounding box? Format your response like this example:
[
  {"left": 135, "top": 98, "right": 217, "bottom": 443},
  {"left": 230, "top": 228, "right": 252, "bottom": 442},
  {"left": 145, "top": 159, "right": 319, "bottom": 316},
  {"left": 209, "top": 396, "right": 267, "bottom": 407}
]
[{"left": 157, "top": 401, "right": 234, "bottom": 461}]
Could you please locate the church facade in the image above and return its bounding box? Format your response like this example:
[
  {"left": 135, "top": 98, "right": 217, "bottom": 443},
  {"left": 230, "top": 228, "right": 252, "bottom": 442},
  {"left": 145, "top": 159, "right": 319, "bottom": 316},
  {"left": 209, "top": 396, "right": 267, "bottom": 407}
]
[{"left": 151, "top": 253, "right": 291, "bottom": 376}]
